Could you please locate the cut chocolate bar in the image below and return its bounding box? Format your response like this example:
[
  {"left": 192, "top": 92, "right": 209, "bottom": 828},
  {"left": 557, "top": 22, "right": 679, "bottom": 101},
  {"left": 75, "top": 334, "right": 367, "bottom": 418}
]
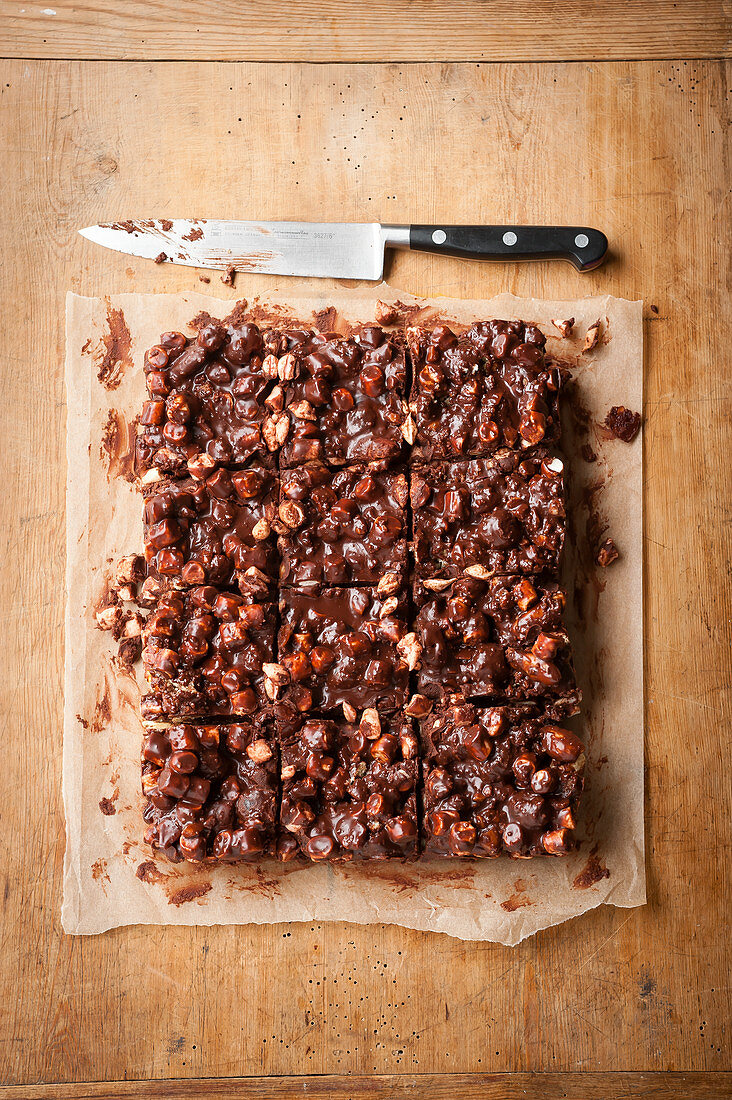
[
  {"left": 411, "top": 449, "right": 565, "bottom": 580},
  {"left": 137, "top": 321, "right": 280, "bottom": 477},
  {"left": 413, "top": 574, "right": 580, "bottom": 718},
  {"left": 278, "top": 464, "right": 408, "bottom": 587},
  {"left": 142, "top": 715, "right": 277, "bottom": 862},
  {"left": 407, "top": 320, "right": 561, "bottom": 461},
  {"left": 141, "top": 586, "right": 276, "bottom": 721},
  {"left": 420, "top": 698, "right": 585, "bottom": 857},
  {"left": 143, "top": 464, "right": 277, "bottom": 594},
  {"left": 277, "top": 325, "right": 408, "bottom": 467},
  {"left": 275, "top": 704, "right": 418, "bottom": 862},
  {"left": 275, "top": 585, "right": 411, "bottom": 713}
]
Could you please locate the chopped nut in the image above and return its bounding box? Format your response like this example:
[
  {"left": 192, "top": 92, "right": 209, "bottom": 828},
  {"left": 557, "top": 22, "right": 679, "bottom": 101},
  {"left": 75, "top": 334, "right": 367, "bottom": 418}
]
[
  {"left": 95, "top": 605, "right": 119, "bottom": 631},
  {"left": 281, "top": 764, "right": 296, "bottom": 779},
  {"left": 401, "top": 415, "right": 417, "bottom": 445},
  {"left": 596, "top": 538, "right": 619, "bottom": 567},
  {"left": 278, "top": 500, "right": 305, "bottom": 529},
  {"left": 359, "top": 708, "right": 381, "bottom": 740},
  {"left": 264, "top": 385, "right": 285, "bottom": 412},
  {"left": 404, "top": 693, "right": 433, "bottom": 719},
  {"left": 541, "top": 455, "right": 564, "bottom": 477},
  {"left": 114, "top": 554, "right": 144, "bottom": 586},
  {"left": 238, "top": 566, "right": 270, "bottom": 595},
  {"left": 277, "top": 353, "right": 298, "bottom": 381},
  {"left": 138, "top": 467, "right": 163, "bottom": 487},
  {"left": 342, "top": 702, "right": 357, "bottom": 723},
  {"left": 186, "top": 453, "right": 216, "bottom": 480},
  {"left": 251, "top": 518, "right": 271, "bottom": 541},
  {"left": 551, "top": 317, "right": 574, "bottom": 338},
  {"left": 141, "top": 771, "right": 159, "bottom": 794},
  {"left": 138, "top": 576, "right": 163, "bottom": 606},
  {"left": 396, "top": 632, "right": 422, "bottom": 670},
  {"left": 275, "top": 414, "right": 290, "bottom": 446},
  {"left": 221, "top": 264, "right": 236, "bottom": 287},
  {"left": 116, "top": 583, "right": 137, "bottom": 603},
  {"left": 399, "top": 730, "right": 418, "bottom": 759},
  {"left": 246, "top": 739, "right": 273, "bottom": 763},
  {"left": 583, "top": 319, "right": 601, "bottom": 352},
  {"left": 262, "top": 353, "right": 279, "bottom": 379},
  {"left": 464, "top": 564, "right": 493, "bottom": 580},
  {"left": 262, "top": 662, "right": 289, "bottom": 685},
  {"left": 572, "top": 752, "right": 586, "bottom": 774},
  {"left": 262, "top": 416, "right": 279, "bottom": 451},
  {"left": 422, "top": 577, "right": 454, "bottom": 592},
  {"left": 392, "top": 473, "right": 409, "bottom": 508},
  {"left": 121, "top": 611, "right": 144, "bottom": 638},
  {"left": 379, "top": 596, "right": 399, "bottom": 619},
  {"left": 289, "top": 400, "right": 316, "bottom": 421},
  {"left": 376, "top": 572, "right": 401, "bottom": 597}
]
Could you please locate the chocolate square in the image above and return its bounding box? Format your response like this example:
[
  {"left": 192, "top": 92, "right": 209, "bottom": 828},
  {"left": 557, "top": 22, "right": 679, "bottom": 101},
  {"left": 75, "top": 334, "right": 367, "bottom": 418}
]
[
  {"left": 143, "top": 464, "right": 277, "bottom": 595},
  {"left": 275, "top": 585, "right": 411, "bottom": 713},
  {"left": 142, "top": 714, "right": 277, "bottom": 862},
  {"left": 408, "top": 320, "right": 561, "bottom": 461},
  {"left": 276, "top": 705, "right": 418, "bottom": 862},
  {"left": 277, "top": 326, "right": 408, "bottom": 467},
  {"left": 420, "top": 699, "right": 584, "bottom": 857},
  {"left": 411, "top": 449, "right": 565, "bottom": 580},
  {"left": 278, "top": 464, "right": 408, "bottom": 587},
  {"left": 141, "top": 586, "right": 276, "bottom": 721}
]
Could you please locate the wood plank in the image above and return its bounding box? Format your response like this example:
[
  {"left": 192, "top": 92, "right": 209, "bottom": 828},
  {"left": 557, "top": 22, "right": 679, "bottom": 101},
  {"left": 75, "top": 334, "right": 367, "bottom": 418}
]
[
  {"left": 0, "top": 0, "right": 729, "bottom": 62},
  {"left": 0, "top": 59, "right": 729, "bottom": 1086},
  {"left": 0, "top": 1072, "right": 731, "bottom": 1099}
]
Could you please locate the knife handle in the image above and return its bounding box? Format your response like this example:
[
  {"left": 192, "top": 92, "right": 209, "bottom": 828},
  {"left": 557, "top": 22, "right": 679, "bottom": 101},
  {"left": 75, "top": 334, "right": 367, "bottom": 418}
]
[{"left": 406, "top": 225, "right": 608, "bottom": 272}]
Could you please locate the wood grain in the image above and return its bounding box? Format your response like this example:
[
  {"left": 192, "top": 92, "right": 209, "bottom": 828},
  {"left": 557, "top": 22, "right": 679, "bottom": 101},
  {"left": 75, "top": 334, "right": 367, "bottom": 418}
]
[
  {"left": 0, "top": 59, "right": 729, "bottom": 1087},
  {"left": 0, "top": 1071, "right": 730, "bottom": 1099},
  {"left": 0, "top": 0, "right": 729, "bottom": 62}
]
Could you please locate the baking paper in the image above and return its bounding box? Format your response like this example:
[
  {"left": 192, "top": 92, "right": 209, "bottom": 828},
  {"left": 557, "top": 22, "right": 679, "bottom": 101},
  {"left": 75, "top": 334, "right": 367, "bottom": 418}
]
[{"left": 63, "top": 285, "right": 645, "bottom": 944}]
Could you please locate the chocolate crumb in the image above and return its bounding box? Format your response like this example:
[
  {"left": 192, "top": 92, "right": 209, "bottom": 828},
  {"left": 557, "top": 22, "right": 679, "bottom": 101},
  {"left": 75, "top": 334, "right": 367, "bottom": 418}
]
[
  {"left": 160, "top": 219, "right": 173, "bottom": 232},
  {"left": 154, "top": 252, "right": 167, "bottom": 264},
  {"left": 168, "top": 882, "right": 212, "bottom": 906},
  {"left": 596, "top": 538, "right": 619, "bottom": 568},
  {"left": 118, "top": 635, "right": 142, "bottom": 668},
  {"left": 375, "top": 300, "right": 399, "bottom": 326},
  {"left": 99, "top": 797, "right": 117, "bottom": 816},
  {"left": 222, "top": 265, "right": 236, "bottom": 287},
  {"left": 581, "top": 443, "right": 598, "bottom": 463},
  {"left": 313, "top": 305, "right": 338, "bottom": 332},
  {"left": 199, "top": 274, "right": 211, "bottom": 283},
  {"left": 604, "top": 405, "right": 641, "bottom": 442},
  {"left": 583, "top": 319, "right": 601, "bottom": 352},
  {"left": 650, "top": 304, "right": 659, "bottom": 315},
  {"left": 573, "top": 846, "right": 610, "bottom": 888},
  {"left": 136, "top": 860, "right": 164, "bottom": 884},
  {"left": 76, "top": 713, "right": 89, "bottom": 729}
]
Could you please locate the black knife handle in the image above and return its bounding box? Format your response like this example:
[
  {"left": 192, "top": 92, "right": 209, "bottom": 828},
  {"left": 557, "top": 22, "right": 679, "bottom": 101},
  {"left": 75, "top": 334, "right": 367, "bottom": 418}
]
[{"left": 409, "top": 225, "right": 608, "bottom": 272}]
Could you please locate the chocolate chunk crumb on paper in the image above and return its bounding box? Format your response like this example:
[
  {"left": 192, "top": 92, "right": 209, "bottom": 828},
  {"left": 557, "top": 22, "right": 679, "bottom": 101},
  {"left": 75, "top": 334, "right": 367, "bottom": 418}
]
[
  {"left": 605, "top": 405, "right": 642, "bottom": 442},
  {"left": 63, "top": 286, "right": 644, "bottom": 943}
]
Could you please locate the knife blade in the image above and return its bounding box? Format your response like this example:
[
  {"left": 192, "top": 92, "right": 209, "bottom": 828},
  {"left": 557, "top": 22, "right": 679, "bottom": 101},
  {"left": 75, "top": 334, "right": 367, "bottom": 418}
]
[{"left": 78, "top": 220, "right": 608, "bottom": 278}]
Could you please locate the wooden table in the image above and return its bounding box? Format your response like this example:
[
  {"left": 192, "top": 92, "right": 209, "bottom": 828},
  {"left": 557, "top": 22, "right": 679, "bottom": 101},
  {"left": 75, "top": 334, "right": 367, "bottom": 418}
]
[{"left": 0, "top": 4, "right": 729, "bottom": 1097}]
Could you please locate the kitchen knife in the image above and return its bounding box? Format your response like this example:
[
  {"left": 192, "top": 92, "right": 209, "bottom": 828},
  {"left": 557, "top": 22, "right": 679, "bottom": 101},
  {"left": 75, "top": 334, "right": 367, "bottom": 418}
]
[{"left": 78, "top": 220, "right": 608, "bottom": 279}]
